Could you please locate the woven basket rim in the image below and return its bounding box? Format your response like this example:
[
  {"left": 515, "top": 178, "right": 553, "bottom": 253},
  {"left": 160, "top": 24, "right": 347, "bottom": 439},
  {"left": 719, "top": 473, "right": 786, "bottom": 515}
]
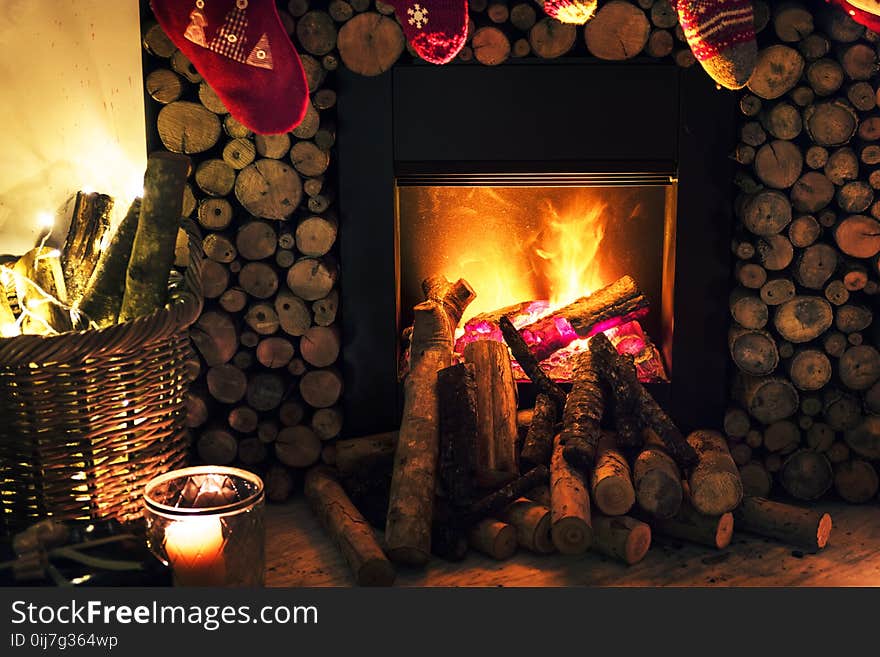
[{"left": 0, "top": 219, "right": 203, "bottom": 366}]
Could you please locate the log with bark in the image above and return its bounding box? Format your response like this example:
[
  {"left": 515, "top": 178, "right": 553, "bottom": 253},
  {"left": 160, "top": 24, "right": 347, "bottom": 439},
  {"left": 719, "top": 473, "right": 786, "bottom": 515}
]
[
  {"left": 592, "top": 515, "right": 652, "bottom": 565},
  {"left": 686, "top": 430, "right": 743, "bottom": 515},
  {"left": 498, "top": 315, "right": 567, "bottom": 410},
  {"left": 520, "top": 393, "right": 557, "bottom": 469},
  {"left": 558, "top": 350, "right": 604, "bottom": 472},
  {"left": 119, "top": 152, "right": 190, "bottom": 322},
  {"left": 464, "top": 517, "right": 517, "bottom": 561},
  {"left": 76, "top": 199, "right": 141, "bottom": 327},
  {"left": 591, "top": 432, "right": 636, "bottom": 516},
  {"left": 438, "top": 363, "right": 478, "bottom": 508},
  {"left": 499, "top": 498, "right": 555, "bottom": 554},
  {"left": 550, "top": 432, "right": 592, "bottom": 554},
  {"left": 632, "top": 434, "right": 682, "bottom": 519},
  {"left": 462, "top": 465, "right": 550, "bottom": 528},
  {"left": 733, "top": 496, "right": 832, "bottom": 551},
  {"left": 646, "top": 501, "right": 734, "bottom": 549},
  {"left": 780, "top": 449, "right": 833, "bottom": 500},
  {"left": 305, "top": 466, "right": 395, "bottom": 586},
  {"left": 463, "top": 339, "right": 519, "bottom": 482},
  {"left": 518, "top": 275, "right": 649, "bottom": 362},
  {"left": 385, "top": 301, "right": 453, "bottom": 565},
  {"left": 62, "top": 192, "right": 113, "bottom": 301},
  {"left": 590, "top": 332, "right": 698, "bottom": 468}
]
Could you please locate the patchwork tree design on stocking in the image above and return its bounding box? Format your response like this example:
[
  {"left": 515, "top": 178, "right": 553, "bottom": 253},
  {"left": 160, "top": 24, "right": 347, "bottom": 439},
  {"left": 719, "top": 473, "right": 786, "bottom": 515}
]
[{"left": 150, "top": 0, "right": 307, "bottom": 134}]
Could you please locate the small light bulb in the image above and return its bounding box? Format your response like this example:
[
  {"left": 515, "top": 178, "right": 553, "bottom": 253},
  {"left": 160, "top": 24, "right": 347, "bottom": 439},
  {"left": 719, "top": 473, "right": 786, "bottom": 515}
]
[{"left": 36, "top": 211, "right": 54, "bottom": 229}]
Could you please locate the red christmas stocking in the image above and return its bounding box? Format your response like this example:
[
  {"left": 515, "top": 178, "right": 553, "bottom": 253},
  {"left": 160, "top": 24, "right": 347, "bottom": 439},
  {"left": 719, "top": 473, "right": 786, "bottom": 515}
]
[
  {"left": 827, "top": 1, "right": 880, "bottom": 32},
  {"left": 674, "top": 0, "right": 757, "bottom": 90},
  {"left": 150, "top": 0, "right": 308, "bottom": 134},
  {"left": 383, "top": 0, "right": 469, "bottom": 64}
]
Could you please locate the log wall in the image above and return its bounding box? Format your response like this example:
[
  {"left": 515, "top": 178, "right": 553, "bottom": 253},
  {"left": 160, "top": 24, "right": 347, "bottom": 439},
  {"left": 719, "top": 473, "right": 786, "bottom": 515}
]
[
  {"left": 727, "top": 3, "right": 880, "bottom": 504},
  {"left": 142, "top": 1, "right": 879, "bottom": 503}
]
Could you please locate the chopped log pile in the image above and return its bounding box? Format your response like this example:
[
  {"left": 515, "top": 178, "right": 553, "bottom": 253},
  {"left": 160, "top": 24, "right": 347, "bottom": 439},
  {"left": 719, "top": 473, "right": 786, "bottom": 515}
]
[
  {"left": 143, "top": 3, "right": 343, "bottom": 492},
  {"left": 299, "top": 274, "right": 834, "bottom": 585},
  {"left": 727, "top": 1, "right": 880, "bottom": 505}
]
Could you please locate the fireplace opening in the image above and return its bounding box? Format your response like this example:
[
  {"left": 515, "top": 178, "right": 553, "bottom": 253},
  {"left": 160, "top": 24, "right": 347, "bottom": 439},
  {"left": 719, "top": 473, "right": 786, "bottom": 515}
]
[
  {"left": 338, "top": 62, "right": 735, "bottom": 437},
  {"left": 396, "top": 173, "right": 677, "bottom": 383}
]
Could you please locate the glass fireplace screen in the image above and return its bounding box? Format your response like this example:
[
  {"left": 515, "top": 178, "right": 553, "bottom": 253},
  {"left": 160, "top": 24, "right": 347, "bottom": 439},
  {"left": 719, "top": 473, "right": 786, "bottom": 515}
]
[{"left": 396, "top": 173, "right": 678, "bottom": 382}]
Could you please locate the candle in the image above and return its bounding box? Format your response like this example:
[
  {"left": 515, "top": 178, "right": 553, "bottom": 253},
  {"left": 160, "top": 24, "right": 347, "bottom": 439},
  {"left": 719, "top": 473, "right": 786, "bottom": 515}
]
[
  {"left": 163, "top": 516, "right": 226, "bottom": 586},
  {"left": 144, "top": 465, "right": 266, "bottom": 587}
]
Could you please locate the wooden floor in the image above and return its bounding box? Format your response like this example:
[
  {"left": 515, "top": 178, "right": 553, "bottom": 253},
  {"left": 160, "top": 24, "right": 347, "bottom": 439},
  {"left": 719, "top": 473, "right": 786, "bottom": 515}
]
[{"left": 265, "top": 499, "right": 880, "bottom": 587}]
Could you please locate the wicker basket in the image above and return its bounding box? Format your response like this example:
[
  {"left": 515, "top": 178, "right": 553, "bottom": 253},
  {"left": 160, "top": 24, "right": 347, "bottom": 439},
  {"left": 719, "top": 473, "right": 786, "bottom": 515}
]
[{"left": 0, "top": 223, "right": 203, "bottom": 536}]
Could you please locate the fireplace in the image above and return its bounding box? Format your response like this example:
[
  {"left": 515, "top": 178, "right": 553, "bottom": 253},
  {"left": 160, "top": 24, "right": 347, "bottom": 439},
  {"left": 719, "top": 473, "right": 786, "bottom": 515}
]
[{"left": 338, "top": 60, "right": 736, "bottom": 438}]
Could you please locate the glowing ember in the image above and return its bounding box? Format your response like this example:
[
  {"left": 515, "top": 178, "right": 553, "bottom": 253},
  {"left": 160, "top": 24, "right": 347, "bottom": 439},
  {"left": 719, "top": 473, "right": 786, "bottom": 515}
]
[{"left": 452, "top": 303, "right": 666, "bottom": 383}]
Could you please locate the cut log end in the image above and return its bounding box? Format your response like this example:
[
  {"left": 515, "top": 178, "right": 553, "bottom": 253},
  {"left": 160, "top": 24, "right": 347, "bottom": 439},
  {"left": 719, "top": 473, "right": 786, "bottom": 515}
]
[
  {"left": 551, "top": 517, "right": 593, "bottom": 555},
  {"left": 715, "top": 513, "right": 735, "bottom": 549}
]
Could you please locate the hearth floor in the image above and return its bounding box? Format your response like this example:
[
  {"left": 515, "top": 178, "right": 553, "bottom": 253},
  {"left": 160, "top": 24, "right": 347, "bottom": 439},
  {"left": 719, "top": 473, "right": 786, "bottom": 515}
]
[{"left": 265, "top": 500, "right": 880, "bottom": 587}]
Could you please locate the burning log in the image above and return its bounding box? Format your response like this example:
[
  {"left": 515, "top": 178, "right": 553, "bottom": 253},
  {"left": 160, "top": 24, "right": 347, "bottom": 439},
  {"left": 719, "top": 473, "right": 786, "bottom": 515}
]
[
  {"left": 498, "top": 315, "right": 567, "bottom": 409},
  {"left": 518, "top": 275, "right": 649, "bottom": 363},
  {"left": 550, "top": 432, "right": 592, "bottom": 554},
  {"left": 520, "top": 393, "right": 557, "bottom": 469},
  {"left": 559, "top": 351, "right": 604, "bottom": 472},
  {"left": 590, "top": 332, "right": 698, "bottom": 469},
  {"left": 463, "top": 340, "right": 519, "bottom": 482},
  {"left": 385, "top": 301, "right": 453, "bottom": 565},
  {"left": 592, "top": 515, "right": 652, "bottom": 565},
  {"left": 305, "top": 466, "right": 395, "bottom": 586},
  {"left": 733, "top": 496, "right": 832, "bottom": 551},
  {"left": 438, "top": 363, "right": 478, "bottom": 507}
]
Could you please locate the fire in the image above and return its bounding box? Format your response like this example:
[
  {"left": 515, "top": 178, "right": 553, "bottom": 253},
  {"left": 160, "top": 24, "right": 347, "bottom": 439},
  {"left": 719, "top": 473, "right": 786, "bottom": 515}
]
[
  {"left": 532, "top": 198, "right": 608, "bottom": 308},
  {"left": 434, "top": 187, "right": 611, "bottom": 323}
]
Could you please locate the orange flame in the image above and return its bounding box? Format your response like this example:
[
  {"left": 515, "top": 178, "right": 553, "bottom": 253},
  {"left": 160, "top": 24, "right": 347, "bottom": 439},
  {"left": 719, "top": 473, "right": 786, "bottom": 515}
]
[
  {"left": 532, "top": 199, "right": 607, "bottom": 308},
  {"left": 448, "top": 190, "right": 610, "bottom": 322}
]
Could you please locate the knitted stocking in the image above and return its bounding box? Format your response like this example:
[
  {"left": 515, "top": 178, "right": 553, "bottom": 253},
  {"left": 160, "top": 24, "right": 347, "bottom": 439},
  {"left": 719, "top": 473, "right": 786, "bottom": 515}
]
[
  {"left": 150, "top": 0, "right": 308, "bottom": 134},
  {"left": 674, "top": 0, "right": 758, "bottom": 90},
  {"left": 382, "top": 0, "right": 469, "bottom": 64}
]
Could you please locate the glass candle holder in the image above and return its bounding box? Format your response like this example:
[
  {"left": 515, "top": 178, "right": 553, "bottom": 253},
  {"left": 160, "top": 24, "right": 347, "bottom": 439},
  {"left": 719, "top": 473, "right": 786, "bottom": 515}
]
[{"left": 143, "top": 466, "right": 265, "bottom": 587}]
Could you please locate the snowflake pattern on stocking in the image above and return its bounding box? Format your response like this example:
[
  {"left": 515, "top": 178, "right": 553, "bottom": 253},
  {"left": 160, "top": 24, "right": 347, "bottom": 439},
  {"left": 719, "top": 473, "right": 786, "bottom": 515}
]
[{"left": 408, "top": 4, "right": 429, "bottom": 30}]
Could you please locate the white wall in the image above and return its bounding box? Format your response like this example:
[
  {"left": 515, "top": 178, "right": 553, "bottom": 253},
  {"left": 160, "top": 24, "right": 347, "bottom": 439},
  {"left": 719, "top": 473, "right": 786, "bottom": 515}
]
[{"left": 0, "top": 0, "right": 147, "bottom": 256}]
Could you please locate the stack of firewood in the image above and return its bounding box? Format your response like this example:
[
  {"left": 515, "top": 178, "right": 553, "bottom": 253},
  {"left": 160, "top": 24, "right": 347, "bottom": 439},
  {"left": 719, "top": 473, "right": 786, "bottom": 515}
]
[
  {"left": 727, "top": 3, "right": 880, "bottom": 506},
  {"left": 302, "top": 273, "right": 834, "bottom": 586},
  {"left": 143, "top": 3, "right": 341, "bottom": 497}
]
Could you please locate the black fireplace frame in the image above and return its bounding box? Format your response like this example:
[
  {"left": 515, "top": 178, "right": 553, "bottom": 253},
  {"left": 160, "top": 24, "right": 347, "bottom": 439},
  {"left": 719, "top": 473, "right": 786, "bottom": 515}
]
[{"left": 337, "top": 59, "right": 736, "bottom": 438}]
